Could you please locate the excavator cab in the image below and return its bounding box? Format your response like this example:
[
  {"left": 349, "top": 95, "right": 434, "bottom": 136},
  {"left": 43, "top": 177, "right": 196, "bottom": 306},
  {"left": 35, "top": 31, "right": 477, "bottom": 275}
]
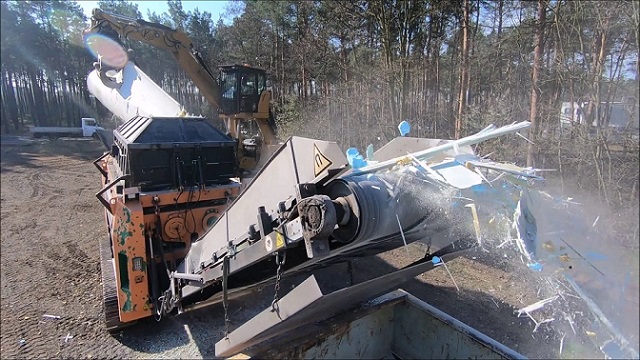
[
  {"left": 218, "top": 65, "right": 267, "bottom": 115},
  {"left": 218, "top": 65, "right": 276, "bottom": 173}
]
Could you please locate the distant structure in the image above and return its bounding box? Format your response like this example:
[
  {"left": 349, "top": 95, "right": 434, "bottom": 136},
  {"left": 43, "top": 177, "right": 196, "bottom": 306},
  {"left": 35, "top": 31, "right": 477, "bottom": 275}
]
[{"left": 560, "top": 97, "right": 639, "bottom": 129}]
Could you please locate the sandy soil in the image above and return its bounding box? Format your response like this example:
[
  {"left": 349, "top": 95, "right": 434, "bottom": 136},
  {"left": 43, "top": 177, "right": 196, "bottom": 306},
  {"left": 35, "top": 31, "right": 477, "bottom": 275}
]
[{"left": 0, "top": 139, "right": 633, "bottom": 359}]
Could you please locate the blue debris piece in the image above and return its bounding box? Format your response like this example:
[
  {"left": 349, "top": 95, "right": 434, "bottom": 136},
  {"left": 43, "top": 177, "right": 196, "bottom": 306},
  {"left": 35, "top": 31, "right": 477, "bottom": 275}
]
[
  {"left": 527, "top": 262, "right": 543, "bottom": 271},
  {"left": 346, "top": 147, "right": 358, "bottom": 159},
  {"left": 353, "top": 157, "right": 367, "bottom": 169},
  {"left": 470, "top": 184, "right": 490, "bottom": 193},
  {"left": 398, "top": 120, "right": 411, "bottom": 137},
  {"left": 346, "top": 147, "right": 368, "bottom": 169},
  {"left": 431, "top": 256, "right": 441, "bottom": 264}
]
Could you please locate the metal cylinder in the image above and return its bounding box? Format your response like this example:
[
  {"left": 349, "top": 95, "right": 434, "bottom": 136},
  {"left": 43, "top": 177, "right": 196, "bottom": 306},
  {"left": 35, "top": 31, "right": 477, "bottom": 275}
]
[
  {"left": 325, "top": 172, "right": 448, "bottom": 246},
  {"left": 324, "top": 175, "right": 395, "bottom": 244}
]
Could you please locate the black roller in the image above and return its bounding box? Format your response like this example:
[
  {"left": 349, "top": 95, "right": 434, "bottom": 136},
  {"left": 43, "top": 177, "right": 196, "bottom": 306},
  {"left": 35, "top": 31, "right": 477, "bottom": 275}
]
[
  {"left": 325, "top": 172, "right": 447, "bottom": 245},
  {"left": 323, "top": 179, "right": 360, "bottom": 243},
  {"left": 325, "top": 175, "right": 397, "bottom": 244}
]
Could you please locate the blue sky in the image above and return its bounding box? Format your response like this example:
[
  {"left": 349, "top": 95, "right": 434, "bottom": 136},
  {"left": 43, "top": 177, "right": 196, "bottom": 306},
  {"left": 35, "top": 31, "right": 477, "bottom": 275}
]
[{"left": 77, "top": 1, "right": 234, "bottom": 23}]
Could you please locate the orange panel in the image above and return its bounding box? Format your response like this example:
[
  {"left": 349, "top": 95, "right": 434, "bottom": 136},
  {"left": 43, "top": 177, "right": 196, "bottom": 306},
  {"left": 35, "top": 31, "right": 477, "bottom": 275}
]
[
  {"left": 101, "top": 155, "right": 242, "bottom": 323},
  {"left": 110, "top": 200, "right": 152, "bottom": 323},
  {"left": 138, "top": 186, "right": 240, "bottom": 262}
]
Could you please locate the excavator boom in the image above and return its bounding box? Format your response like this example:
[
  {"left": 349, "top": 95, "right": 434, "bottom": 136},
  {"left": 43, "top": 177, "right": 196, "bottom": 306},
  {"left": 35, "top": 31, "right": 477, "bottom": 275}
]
[{"left": 88, "top": 9, "right": 220, "bottom": 109}]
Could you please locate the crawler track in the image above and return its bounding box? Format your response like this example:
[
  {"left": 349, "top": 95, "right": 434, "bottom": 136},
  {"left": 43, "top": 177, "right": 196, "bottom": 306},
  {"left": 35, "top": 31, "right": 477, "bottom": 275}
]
[{"left": 99, "top": 235, "right": 131, "bottom": 332}]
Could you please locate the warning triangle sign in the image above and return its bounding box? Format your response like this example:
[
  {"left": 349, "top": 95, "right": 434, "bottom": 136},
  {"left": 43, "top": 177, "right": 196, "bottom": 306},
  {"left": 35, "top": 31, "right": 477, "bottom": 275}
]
[{"left": 313, "top": 144, "right": 333, "bottom": 176}]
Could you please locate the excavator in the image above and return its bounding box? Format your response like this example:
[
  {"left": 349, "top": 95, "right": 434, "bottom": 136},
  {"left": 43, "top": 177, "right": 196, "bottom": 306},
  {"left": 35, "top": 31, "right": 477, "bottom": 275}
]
[
  {"left": 85, "top": 9, "right": 543, "bottom": 358},
  {"left": 86, "top": 8, "right": 277, "bottom": 173}
]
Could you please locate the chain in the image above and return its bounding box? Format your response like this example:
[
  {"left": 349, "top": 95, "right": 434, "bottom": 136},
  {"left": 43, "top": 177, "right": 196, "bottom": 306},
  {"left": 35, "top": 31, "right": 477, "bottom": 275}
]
[
  {"left": 222, "top": 255, "right": 231, "bottom": 339},
  {"left": 223, "top": 294, "right": 230, "bottom": 338},
  {"left": 270, "top": 251, "right": 286, "bottom": 316}
]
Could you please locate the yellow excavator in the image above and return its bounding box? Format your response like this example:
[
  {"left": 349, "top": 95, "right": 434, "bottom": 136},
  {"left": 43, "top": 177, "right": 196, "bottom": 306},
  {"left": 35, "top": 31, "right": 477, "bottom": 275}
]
[{"left": 86, "top": 8, "right": 278, "bottom": 172}]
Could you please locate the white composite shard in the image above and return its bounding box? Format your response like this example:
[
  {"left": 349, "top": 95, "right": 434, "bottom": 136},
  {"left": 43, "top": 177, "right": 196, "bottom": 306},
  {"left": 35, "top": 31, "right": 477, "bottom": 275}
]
[
  {"left": 87, "top": 61, "right": 189, "bottom": 122},
  {"left": 352, "top": 122, "right": 531, "bottom": 176},
  {"left": 430, "top": 160, "right": 484, "bottom": 189}
]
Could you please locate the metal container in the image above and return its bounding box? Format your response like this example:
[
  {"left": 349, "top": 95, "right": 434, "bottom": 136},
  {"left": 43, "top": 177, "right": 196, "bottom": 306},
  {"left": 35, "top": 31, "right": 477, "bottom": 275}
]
[
  {"left": 112, "top": 116, "right": 238, "bottom": 191},
  {"left": 234, "top": 289, "right": 525, "bottom": 359}
]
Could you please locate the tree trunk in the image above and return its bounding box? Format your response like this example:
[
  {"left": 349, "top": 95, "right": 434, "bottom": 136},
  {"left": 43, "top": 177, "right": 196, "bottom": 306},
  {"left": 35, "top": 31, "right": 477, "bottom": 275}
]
[
  {"left": 527, "top": 0, "right": 547, "bottom": 167},
  {"left": 586, "top": 27, "right": 608, "bottom": 128},
  {"left": 455, "top": 0, "right": 470, "bottom": 139},
  {"left": 2, "top": 69, "right": 21, "bottom": 132}
]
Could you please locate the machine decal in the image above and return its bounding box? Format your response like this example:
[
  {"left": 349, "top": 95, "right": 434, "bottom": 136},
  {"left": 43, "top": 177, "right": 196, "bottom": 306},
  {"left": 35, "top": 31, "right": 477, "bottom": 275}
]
[
  {"left": 116, "top": 208, "right": 133, "bottom": 245},
  {"left": 121, "top": 289, "right": 133, "bottom": 312},
  {"left": 118, "top": 250, "right": 134, "bottom": 312},
  {"left": 275, "top": 232, "right": 285, "bottom": 249},
  {"left": 132, "top": 257, "right": 144, "bottom": 271},
  {"left": 313, "top": 144, "right": 333, "bottom": 176}
]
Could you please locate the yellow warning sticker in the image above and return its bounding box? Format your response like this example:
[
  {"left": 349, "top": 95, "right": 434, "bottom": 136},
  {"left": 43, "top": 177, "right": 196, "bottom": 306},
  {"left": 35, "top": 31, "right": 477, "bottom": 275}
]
[
  {"left": 275, "top": 233, "right": 285, "bottom": 249},
  {"left": 313, "top": 144, "right": 333, "bottom": 176}
]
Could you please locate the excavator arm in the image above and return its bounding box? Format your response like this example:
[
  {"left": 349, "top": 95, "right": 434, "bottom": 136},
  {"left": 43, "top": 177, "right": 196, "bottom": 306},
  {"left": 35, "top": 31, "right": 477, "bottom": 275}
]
[
  {"left": 87, "top": 9, "right": 220, "bottom": 109},
  {"left": 86, "top": 9, "right": 278, "bottom": 149}
]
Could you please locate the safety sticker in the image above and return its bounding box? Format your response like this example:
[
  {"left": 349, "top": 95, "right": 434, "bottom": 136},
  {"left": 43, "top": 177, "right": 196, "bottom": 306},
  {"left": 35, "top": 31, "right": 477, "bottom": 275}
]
[
  {"left": 276, "top": 232, "right": 285, "bottom": 249},
  {"left": 313, "top": 144, "right": 333, "bottom": 176}
]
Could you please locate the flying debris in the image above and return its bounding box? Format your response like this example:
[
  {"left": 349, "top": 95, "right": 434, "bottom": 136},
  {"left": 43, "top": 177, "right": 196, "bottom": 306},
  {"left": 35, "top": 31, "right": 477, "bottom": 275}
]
[{"left": 398, "top": 120, "right": 411, "bottom": 136}]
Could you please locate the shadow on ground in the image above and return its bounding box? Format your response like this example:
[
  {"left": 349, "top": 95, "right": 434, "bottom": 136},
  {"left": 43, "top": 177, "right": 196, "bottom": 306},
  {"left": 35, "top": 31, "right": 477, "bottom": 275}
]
[{"left": 1, "top": 138, "right": 105, "bottom": 173}]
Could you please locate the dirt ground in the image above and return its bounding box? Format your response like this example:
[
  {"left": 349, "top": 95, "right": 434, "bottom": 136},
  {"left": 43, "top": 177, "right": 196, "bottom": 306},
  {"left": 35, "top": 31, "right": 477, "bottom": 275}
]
[{"left": 0, "top": 139, "right": 634, "bottom": 359}]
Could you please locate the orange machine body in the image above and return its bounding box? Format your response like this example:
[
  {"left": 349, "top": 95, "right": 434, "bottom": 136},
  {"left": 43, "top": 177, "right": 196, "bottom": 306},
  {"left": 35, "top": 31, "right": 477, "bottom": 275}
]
[{"left": 97, "top": 154, "right": 241, "bottom": 323}]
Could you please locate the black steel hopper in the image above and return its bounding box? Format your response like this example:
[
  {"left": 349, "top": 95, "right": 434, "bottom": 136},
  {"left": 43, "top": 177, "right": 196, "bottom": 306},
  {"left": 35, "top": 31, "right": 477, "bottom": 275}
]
[{"left": 113, "top": 116, "right": 238, "bottom": 191}]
